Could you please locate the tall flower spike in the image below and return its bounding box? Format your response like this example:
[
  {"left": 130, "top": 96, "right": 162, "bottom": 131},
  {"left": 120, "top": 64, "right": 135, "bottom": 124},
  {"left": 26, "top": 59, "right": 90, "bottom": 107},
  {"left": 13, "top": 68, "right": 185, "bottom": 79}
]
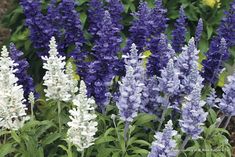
[
  {"left": 106, "top": 0, "right": 124, "bottom": 30},
  {"left": 141, "top": 76, "right": 162, "bottom": 116},
  {"left": 88, "top": 0, "right": 105, "bottom": 37},
  {"left": 201, "top": 38, "right": 229, "bottom": 84},
  {"left": 217, "top": 1, "right": 235, "bottom": 47},
  {"left": 179, "top": 82, "right": 208, "bottom": 139},
  {"left": 125, "top": 1, "right": 151, "bottom": 53},
  {"left": 66, "top": 62, "right": 78, "bottom": 98},
  {"left": 158, "top": 59, "right": 180, "bottom": 96},
  {"left": 0, "top": 46, "right": 29, "bottom": 130},
  {"left": 42, "top": 37, "right": 71, "bottom": 102},
  {"left": 201, "top": 1, "right": 235, "bottom": 84},
  {"left": 9, "top": 43, "right": 36, "bottom": 103},
  {"left": 85, "top": 11, "right": 123, "bottom": 112},
  {"left": 195, "top": 18, "right": 203, "bottom": 47},
  {"left": 67, "top": 81, "right": 98, "bottom": 151},
  {"left": 116, "top": 43, "right": 145, "bottom": 123},
  {"left": 20, "top": 0, "right": 85, "bottom": 57},
  {"left": 219, "top": 72, "right": 235, "bottom": 116},
  {"left": 206, "top": 88, "right": 219, "bottom": 108},
  {"left": 147, "top": 0, "right": 168, "bottom": 58},
  {"left": 148, "top": 120, "right": 178, "bottom": 157},
  {"left": 147, "top": 34, "right": 175, "bottom": 76},
  {"left": 176, "top": 38, "right": 199, "bottom": 76},
  {"left": 172, "top": 6, "right": 187, "bottom": 52}
]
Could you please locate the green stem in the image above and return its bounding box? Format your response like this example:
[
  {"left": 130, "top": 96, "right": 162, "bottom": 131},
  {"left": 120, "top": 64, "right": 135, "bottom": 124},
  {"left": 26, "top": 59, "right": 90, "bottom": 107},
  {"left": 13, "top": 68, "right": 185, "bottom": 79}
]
[
  {"left": 31, "top": 102, "right": 34, "bottom": 120},
  {"left": 81, "top": 150, "right": 85, "bottom": 157},
  {"left": 67, "top": 142, "right": 73, "bottom": 157},
  {"left": 57, "top": 101, "right": 62, "bottom": 133},
  {"left": 157, "top": 95, "right": 169, "bottom": 131},
  {"left": 224, "top": 116, "right": 232, "bottom": 129},
  {"left": 178, "top": 136, "right": 190, "bottom": 156},
  {"left": 112, "top": 118, "right": 120, "bottom": 141},
  {"left": 3, "top": 134, "right": 7, "bottom": 144},
  {"left": 216, "top": 115, "right": 225, "bottom": 128}
]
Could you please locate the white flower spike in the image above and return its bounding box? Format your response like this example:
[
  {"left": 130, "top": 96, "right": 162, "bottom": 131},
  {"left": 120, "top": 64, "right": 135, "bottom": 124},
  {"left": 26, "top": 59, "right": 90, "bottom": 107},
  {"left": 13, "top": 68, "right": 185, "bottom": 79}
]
[
  {"left": 67, "top": 81, "right": 98, "bottom": 151},
  {"left": 0, "top": 46, "right": 29, "bottom": 130}
]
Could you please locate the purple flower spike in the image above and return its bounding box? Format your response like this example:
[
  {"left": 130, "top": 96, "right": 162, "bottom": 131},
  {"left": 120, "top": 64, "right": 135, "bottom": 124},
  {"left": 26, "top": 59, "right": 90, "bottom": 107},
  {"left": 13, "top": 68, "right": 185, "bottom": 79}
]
[
  {"left": 201, "top": 38, "right": 229, "bottom": 85},
  {"left": 179, "top": 82, "right": 208, "bottom": 139},
  {"left": 148, "top": 120, "right": 178, "bottom": 157},
  {"left": 220, "top": 72, "right": 235, "bottom": 116},
  {"left": 106, "top": 0, "right": 124, "bottom": 30},
  {"left": 9, "top": 43, "right": 37, "bottom": 103},
  {"left": 88, "top": 0, "right": 105, "bottom": 37},
  {"left": 195, "top": 18, "right": 203, "bottom": 47},
  {"left": 125, "top": 1, "right": 151, "bottom": 53},
  {"left": 20, "top": 0, "right": 85, "bottom": 57},
  {"left": 202, "top": 1, "right": 235, "bottom": 84},
  {"left": 116, "top": 43, "right": 145, "bottom": 123},
  {"left": 85, "top": 11, "right": 123, "bottom": 112},
  {"left": 172, "top": 6, "right": 187, "bottom": 53},
  {"left": 147, "top": 34, "right": 175, "bottom": 76}
]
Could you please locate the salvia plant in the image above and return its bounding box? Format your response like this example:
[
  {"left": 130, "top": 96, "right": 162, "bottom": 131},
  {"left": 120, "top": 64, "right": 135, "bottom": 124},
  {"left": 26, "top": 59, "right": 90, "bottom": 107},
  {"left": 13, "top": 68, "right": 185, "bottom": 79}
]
[{"left": 0, "top": 0, "right": 235, "bottom": 157}]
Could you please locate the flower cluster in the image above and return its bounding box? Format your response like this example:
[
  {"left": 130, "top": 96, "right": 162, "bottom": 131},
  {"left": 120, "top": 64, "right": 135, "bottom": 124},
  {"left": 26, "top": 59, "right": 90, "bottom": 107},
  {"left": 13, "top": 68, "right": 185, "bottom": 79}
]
[
  {"left": 0, "top": 46, "right": 29, "bottom": 130},
  {"left": 147, "top": 34, "right": 175, "bottom": 76},
  {"left": 106, "top": 0, "right": 124, "bottom": 30},
  {"left": 147, "top": 0, "right": 168, "bottom": 53},
  {"left": 20, "top": 0, "right": 84, "bottom": 57},
  {"left": 66, "top": 62, "right": 79, "bottom": 98},
  {"left": 116, "top": 44, "right": 145, "bottom": 123},
  {"left": 172, "top": 6, "right": 187, "bottom": 53},
  {"left": 219, "top": 72, "right": 235, "bottom": 116},
  {"left": 67, "top": 81, "right": 98, "bottom": 151},
  {"left": 177, "top": 38, "right": 200, "bottom": 94},
  {"left": 126, "top": 0, "right": 168, "bottom": 55},
  {"left": 42, "top": 37, "right": 74, "bottom": 102},
  {"left": 140, "top": 76, "right": 161, "bottom": 116},
  {"left": 88, "top": 0, "right": 105, "bottom": 37},
  {"left": 158, "top": 59, "right": 180, "bottom": 97},
  {"left": 9, "top": 43, "right": 36, "bottom": 103},
  {"left": 206, "top": 88, "right": 219, "bottom": 108},
  {"left": 202, "top": 1, "right": 234, "bottom": 84},
  {"left": 179, "top": 81, "right": 208, "bottom": 139},
  {"left": 148, "top": 120, "right": 178, "bottom": 157},
  {"left": 195, "top": 18, "right": 203, "bottom": 47},
  {"left": 202, "top": 38, "right": 229, "bottom": 84},
  {"left": 85, "top": 11, "right": 123, "bottom": 111}
]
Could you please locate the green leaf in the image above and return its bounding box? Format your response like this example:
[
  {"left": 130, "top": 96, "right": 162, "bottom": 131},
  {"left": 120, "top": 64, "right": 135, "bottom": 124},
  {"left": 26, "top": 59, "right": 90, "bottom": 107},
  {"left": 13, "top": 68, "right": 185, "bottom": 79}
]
[
  {"left": 95, "top": 136, "right": 116, "bottom": 145},
  {"left": 132, "top": 140, "right": 151, "bottom": 146},
  {"left": 206, "top": 25, "right": 213, "bottom": 39},
  {"left": 132, "top": 149, "right": 149, "bottom": 155},
  {"left": 133, "top": 113, "right": 156, "bottom": 126},
  {"left": 11, "top": 131, "right": 21, "bottom": 143},
  {"left": 0, "top": 143, "right": 15, "bottom": 156},
  {"left": 41, "top": 133, "right": 61, "bottom": 146},
  {"left": 204, "top": 141, "right": 212, "bottom": 157},
  {"left": 208, "top": 108, "right": 217, "bottom": 124}
]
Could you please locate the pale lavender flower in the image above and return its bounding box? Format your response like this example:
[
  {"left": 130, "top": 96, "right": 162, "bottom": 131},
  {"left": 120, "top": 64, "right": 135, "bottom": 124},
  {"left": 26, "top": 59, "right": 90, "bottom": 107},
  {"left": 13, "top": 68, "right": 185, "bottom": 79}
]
[
  {"left": 179, "top": 82, "right": 208, "bottom": 139},
  {"left": 195, "top": 18, "right": 203, "bottom": 47},
  {"left": 148, "top": 120, "right": 178, "bottom": 157},
  {"left": 116, "top": 44, "right": 145, "bottom": 123},
  {"left": 220, "top": 72, "right": 235, "bottom": 116}
]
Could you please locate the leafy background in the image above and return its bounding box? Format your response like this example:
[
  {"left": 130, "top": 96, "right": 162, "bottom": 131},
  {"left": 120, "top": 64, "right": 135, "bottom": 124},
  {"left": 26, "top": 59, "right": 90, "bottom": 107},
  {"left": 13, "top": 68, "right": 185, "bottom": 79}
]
[{"left": 0, "top": 0, "right": 235, "bottom": 156}]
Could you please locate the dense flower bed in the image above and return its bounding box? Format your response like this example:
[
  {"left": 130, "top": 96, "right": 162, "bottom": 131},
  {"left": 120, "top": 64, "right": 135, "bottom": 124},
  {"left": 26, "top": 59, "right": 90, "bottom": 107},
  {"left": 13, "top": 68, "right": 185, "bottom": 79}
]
[{"left": 0, "top": 0, "right": 235, "bottom": 156}]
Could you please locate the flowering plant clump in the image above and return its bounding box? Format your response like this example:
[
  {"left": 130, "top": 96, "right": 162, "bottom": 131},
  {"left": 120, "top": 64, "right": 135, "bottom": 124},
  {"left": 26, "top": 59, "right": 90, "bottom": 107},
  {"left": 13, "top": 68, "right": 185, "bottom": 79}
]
[
  {"left": 67, "top": 81, "right": 98, "bottom": 152},
  {"left": 0, "top": 46, "right": 29, "bottom": 130},
  {"left": 42, "top": 37, "right": 72, "bottom": 102},
  {"left": 0, "top": 0, "right": 235, "bottom": 156},
  {"left": 148, "top": 120, "right": 178, "bottom": 157}
]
